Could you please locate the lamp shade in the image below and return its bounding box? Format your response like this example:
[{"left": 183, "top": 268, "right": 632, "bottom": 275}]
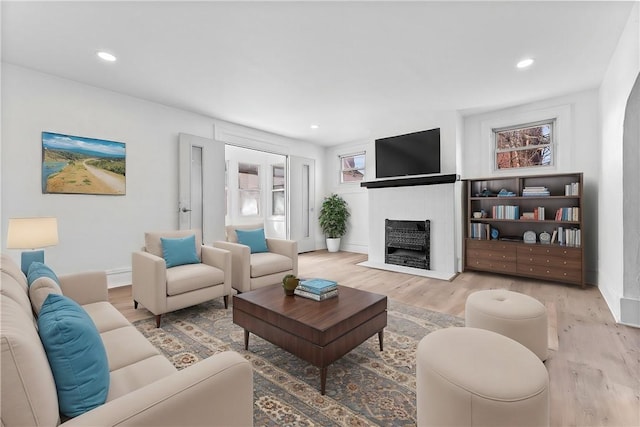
[{"left": 7, "top": 217, "right": 59, "bottom": 249}]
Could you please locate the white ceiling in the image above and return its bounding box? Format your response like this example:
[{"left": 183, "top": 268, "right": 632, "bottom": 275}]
[{"left": 1, "top": 1, "right": 635, "bottom": 146}]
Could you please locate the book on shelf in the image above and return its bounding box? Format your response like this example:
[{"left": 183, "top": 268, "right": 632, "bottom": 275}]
[
  {"left": 555, "top": 207, "right": 580, "bottom": 221},
  {"left": 522, "top": 186, "right": 550, "bottom": 197},
  {"left": 565, "top": 182, "right": 580, "bottom": 196},
  {"left": 298, "top": 278, "right": 338, "bottom": 294},
  {"left": 294, "top": 288, "right": 339, "bottom": 301},
  {"left": 469, "top": 222, "right": 490, "bottom": 239},
  {"left": 492, "top": 205, "right": 520, "bottom": 220},
  {"left": 551, "top": 230, "right": 558, "bottom": 244}
]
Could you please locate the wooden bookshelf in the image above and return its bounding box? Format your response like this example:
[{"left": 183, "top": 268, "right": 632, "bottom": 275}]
[{"left": 464, "top": 172, "right": 585, "bottom": 287}]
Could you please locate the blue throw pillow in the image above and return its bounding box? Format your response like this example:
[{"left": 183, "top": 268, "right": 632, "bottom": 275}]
[
  {"left": 37, "top": 294, "right": 109, "bottom": 418},
  {"left": 161, "top": 235, "right": 200, "bottom": 268},
  {"left": 27, "top": 261, "right": 60, "bottom": 287},
  {"left": 236, "top": 228, "right": 269, "bottom": 254}
]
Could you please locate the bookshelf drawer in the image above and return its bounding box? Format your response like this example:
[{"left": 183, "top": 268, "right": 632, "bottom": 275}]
[
  {"left": 467, "top": 249, "right": 516, "bottom": 262},
  {"left": 466, "top": 257, "right": 517, "bottom": 273},
  {"left": 466, "top": 239, "right": 517, "bottom": 251},
  {"left": 518, "top": 254, "right": 582, "bottom": 269},
  {"left": 516, "top": 264, "right": 582, "bottom": 284},
  {"left": 517, "top": 245, "right": 581, "bottom": 259}
]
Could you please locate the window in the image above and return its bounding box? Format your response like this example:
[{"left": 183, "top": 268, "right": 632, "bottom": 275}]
[
  {"left": 238, "top": 162, "right": 260, "bottom": 216},
  {"left": 494, "top": 120, "right": 554, "bottom": 170},
  {"left": 340, "top": 152, "right": 365, "bottom": 183},
  {"left": 271, "top": 165, "right": 285, "bottom": 216}
]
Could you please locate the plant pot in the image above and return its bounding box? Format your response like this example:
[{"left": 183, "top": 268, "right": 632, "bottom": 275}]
[
  {"left": 283, "top": 277, "right": 299, "bottom": 296},
  {"left": 326, "top": 238, "right": 341, "bottom": 253}
]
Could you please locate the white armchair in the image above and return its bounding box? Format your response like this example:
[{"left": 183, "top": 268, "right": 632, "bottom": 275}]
[
  {"left": 132, "top": 229, "right": 231, "bottom": 327},
  {"left": 214, "top": 224, "right": 297, "bottom": 293}
]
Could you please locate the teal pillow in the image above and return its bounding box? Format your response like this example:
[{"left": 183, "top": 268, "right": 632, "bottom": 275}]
[
  {"left": 27, "top": 261, "right": 60, "bottom": 287},
  {"left": 37, "top": 294, "right": 109, "bottom": 418},
  {"left": 236, "top": 228, "right": 269, "bottom": 253},
  {"left": 161, "top": 235, "right": 200, "bottom": 268}
]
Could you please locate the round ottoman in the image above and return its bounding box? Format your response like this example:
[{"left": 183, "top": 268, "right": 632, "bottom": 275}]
[
  {"left": 465, "top": 289, "right": 548, "bottom": 361},
  {"left": 417, "top": 327, "right": 549, "bottom": 427}
]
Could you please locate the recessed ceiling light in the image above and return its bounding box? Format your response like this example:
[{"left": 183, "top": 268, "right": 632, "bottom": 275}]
[
  {"left": 310, "top": 124, "right": 319, "bottom": 130},
  {"left": 97, "top": 51, "right": 117, "bottom": 62},
  {"left": 517, "top": 58, "right": 534, "bottom": 69}
]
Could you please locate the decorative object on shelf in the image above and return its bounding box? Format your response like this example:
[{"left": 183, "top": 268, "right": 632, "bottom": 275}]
[
  {"left": 319, "top": 193, "right": 350, "bottom": 252},
  {"left": 539, "top": 231, "right": 551, "bottom": 244},
  {"left": 282, "top": 274, "right": 299, "bottom": 296},
  {"left": 473, "top": 211, "right": 482, "bottom": 219},
  {"left": 497, "top": 189, "right": 516, "bottom": 197},
  {"left": 523, "top": 230, "right": 537, "bottom": 244},
  {"left": 6, "top": 217, "right": 59, "bottom": 275},
  {"left": 491, "top": 228, "right": 500, "bottom": 240}
]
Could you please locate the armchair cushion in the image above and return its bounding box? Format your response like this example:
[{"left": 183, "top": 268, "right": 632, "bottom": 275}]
[
  {"left": 161, "top": 235, "right": 200, "bottom": 268},
  {"left": 37, "top": 293, "right": 109, "bottom": 418},
  {"left": 236, "top": 228, "right": 269, "bottom": 253},
  {"left": 250, "top": 252, "right": 294, "bottom": 277},
  {"left": 166, "top": 263, "right": 226, "bottom": 296},
  {"left": 145, "top": 229, "right": 203, "bottom": 259}
]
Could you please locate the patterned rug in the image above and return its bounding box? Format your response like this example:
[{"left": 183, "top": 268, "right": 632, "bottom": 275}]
[{"left": 133, "top": 297, "right": 463, "bottom": 426}]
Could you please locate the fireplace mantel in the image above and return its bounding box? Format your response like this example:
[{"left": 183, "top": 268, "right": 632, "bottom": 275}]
[{"left": 360, "top": 174, "right": 459, "bottom": 189}]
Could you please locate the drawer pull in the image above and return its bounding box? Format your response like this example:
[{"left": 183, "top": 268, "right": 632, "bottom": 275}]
[
  {"left": 546, "top": 249, "right": 550, "bottom": 254},
  {"left": 563, "top": 261, "right": 567, "bottom": 265},
  {"left": 563, "top": 272, "right": 567, "bottom": 276},
  {"left": 546, "top": 259, "right": 550, "bottom": 263},
  {"left": 546, "top": 270, "right": 550, "bottom": 274},
  {"left": 529, "top": 268, "right": 533, "bottom": 272}
]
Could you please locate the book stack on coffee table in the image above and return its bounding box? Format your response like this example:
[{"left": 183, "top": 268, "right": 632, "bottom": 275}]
[{"left": 294, "top": 278, "right": 338, "bottom": 301}]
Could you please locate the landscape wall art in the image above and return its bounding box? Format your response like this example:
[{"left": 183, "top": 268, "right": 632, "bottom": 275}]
[{"left": 42, "top": 132, "right": 126, "bottom": 195}]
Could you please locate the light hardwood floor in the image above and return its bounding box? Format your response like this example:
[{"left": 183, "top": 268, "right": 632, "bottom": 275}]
[{"left": 110, "top": 250, "right": 640, "bottom": 427}]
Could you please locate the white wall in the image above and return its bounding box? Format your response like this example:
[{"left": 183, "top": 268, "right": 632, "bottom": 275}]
[
  {"left": 462, "top": 89, "right": 601, "bottom": 284},
  {"left": 0, "top": 64, "right": 325, "bottom": 285},
  {"left": 598, "top": 2, "right": 640, "bottom": 325}
]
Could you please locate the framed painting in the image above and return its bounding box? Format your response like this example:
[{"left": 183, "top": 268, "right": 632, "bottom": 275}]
[{"left": 42, "top": 132, "right": 126, "bottom": 195}]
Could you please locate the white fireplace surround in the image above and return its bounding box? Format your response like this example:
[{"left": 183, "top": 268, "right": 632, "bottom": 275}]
[{"left": 359, "top": 182, "right": 459, "bottom": 280}]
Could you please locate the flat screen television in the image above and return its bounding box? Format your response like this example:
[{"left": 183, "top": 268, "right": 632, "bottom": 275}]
[{"left": 375, "top": 128, "right": 441, "bottom": 178}]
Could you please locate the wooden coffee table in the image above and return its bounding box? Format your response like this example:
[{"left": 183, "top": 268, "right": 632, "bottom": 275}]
[{"left": 233, "top": 284, "right": 387, "bottom": 395}]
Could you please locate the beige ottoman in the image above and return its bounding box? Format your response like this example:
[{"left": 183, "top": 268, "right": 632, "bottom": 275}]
[
  {"left": 465, "top": 289, "right": 548, "bottom": 361},
  {"left": 417, "top": 327, "right": 549, "bottom": 427}
]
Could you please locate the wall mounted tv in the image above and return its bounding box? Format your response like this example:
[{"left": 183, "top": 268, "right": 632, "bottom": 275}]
[{"left": 375, "top": 128, "right": 441, "bottom": 178}]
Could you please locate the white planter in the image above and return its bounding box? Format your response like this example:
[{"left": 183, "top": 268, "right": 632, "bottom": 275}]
[{"left": 326, "top": 238, "right": 341, "bottom": 253}]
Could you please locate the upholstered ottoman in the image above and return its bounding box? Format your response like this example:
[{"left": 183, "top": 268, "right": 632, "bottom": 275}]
[
  {"left": 465, "top": 289, "right": 548, "bottom": 361},
  {"left": 417, "top": 327, "right": 549, "bottom": 427}
]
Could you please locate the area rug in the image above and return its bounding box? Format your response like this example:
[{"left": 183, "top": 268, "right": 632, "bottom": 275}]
[{"left": 133, "top": 297, "right": 463, "bottom": 426}]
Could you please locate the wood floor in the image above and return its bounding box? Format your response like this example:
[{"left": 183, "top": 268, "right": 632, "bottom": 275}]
[{"left": 110, "top": 250, "right": 640, "bottom": 427}]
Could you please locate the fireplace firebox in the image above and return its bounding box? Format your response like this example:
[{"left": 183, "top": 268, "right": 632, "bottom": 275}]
[{"left": 385, "top": 219, "right": 430, "bottom": 270}]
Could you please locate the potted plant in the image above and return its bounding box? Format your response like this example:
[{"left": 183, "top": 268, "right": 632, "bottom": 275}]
[{"left": 319, "top": 193, "right": 350, "bottom": 252}]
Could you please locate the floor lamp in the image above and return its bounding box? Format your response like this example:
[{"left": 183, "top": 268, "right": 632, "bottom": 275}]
[{"left": 7, "top": 217, "right": 59, "bottom": 275}]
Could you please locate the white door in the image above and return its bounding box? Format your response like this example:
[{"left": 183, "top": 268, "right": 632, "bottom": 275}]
[
  {"left": 289, "top": 155, "right": 316, "bottom": 252},
  {"left": 178, "top": 133, "right": 226, "bottom": 244}
]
